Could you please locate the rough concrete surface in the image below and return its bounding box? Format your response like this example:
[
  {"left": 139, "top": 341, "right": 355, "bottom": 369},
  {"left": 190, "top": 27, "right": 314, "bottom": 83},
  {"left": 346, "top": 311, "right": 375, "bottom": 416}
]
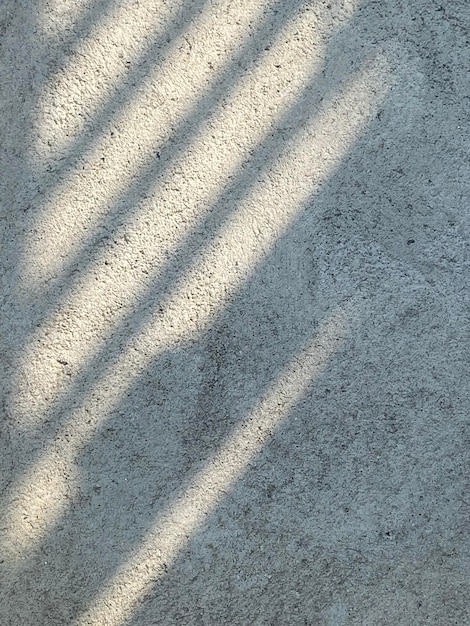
[{"left": 1, "top": 0, "right": 469, "bottom": 624}]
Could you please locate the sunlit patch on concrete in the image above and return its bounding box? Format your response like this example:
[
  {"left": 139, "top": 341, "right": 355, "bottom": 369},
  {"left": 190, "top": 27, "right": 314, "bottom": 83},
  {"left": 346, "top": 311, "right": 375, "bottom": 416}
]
[
  {"left": 34, "top": 0, "right": 182, "bottom": 160},
  {"left": 26, "top": 0, "right": 267, "bottom": 286},
  {"left": 3, "top": 38, "right": 390, "bottom": 568},
  {"left": 14, "top": 32, "right": 389, "bottom": 434}
]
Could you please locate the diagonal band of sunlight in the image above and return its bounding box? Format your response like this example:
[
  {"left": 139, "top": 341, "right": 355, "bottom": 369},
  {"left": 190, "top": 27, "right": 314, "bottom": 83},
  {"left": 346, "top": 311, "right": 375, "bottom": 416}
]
[
  {"left": 32, "top": 0, "right": 265, "bottom": 192},
  {"left": 73, "top": 307, "right": 348, "bottom": 626},
  {"left": 26, "top": 0, "right": 289, "bottom": 285},
  {"left": 15, "top": 37, "right": 388, "bottom": 430},
  {"left": 2, "top": 53, "right": 391, "bottom": 561},
  {"left": 34, "top": 0, "right": 192, "bottom": 160}
]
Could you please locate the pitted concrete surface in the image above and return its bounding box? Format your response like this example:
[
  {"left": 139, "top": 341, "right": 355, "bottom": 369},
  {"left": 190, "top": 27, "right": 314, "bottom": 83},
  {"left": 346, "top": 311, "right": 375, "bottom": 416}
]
[{"left": 1, "top": 1, "right": 469, "bottom": 624}]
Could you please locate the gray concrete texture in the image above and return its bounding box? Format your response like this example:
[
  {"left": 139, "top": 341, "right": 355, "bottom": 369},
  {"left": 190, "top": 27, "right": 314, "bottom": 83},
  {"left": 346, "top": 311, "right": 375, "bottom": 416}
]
[{"left": 1, "top": 0, "right": 469, "bottom": 624}]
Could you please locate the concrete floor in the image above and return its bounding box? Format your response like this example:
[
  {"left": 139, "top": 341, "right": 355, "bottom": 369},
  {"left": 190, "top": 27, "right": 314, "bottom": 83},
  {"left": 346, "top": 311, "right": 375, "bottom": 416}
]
[{"left": 1, "top": 1, "right": 469, "bottom": 624}]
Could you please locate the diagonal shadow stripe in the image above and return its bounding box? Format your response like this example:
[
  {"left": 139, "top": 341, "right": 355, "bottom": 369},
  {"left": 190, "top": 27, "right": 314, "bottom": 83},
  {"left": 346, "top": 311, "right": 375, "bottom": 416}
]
[
  {"left": 1, "top": 46, "right": 389, "bottom": 577},
  {"left": 15, "top": 38, "right": 382, "bottom": 462},
  {"left": 32, "top": 0, "right": 207, "bottom": 177},
  {"left": 3, "top": 0, "right": 387, "bottom": 605},
  {"left": 1, "top": 2, "right": 468, "bottom": 620},
  {"left": 73, "top": 307, "right": 349, "bottom": 626},
  {"left": 37, "top": 0, "right": 122, "bottom": 60},
  {"left": 5, "top": 3, "right": 344, "bottom": 510},
  {"left": 21, "top": 0, "right": 308, "bottom": 325}
]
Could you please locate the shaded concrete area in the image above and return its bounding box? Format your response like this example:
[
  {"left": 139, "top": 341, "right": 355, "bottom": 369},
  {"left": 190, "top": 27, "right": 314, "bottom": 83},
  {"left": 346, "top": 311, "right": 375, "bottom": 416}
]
[{"left": 1, "top": 1, "right": 469, "bottom": 624}]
